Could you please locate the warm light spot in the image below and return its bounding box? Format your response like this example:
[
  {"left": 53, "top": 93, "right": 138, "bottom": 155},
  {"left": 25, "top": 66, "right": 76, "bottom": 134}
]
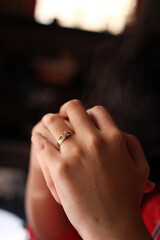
[{"left": 34, "top": 0, "right": 136, "bottom": 34}]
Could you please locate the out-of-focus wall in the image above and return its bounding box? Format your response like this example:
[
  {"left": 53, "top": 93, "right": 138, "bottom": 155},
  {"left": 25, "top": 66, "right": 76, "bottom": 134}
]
[
  {"left": 0, "top": 0, "right": 36, "bottom": 18},
  {"left": 0, "top": 6, "right": 111, "bottom": 219}
]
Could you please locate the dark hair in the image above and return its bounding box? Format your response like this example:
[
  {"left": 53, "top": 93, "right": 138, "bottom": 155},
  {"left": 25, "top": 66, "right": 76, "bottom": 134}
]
[{"left": 83, "top": 0, "right": 160, "bottom": 182}]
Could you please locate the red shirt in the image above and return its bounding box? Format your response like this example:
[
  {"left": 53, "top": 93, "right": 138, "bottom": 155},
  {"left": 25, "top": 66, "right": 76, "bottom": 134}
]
[
  {"left": 141, "top": 183, "right": 160, "bottom": 240},
  {"left": 28, "top": 184, "right": 160, "bottom": 240}
]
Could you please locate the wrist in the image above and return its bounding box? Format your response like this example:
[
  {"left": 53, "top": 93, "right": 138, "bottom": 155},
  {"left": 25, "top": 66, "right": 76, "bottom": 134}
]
[{"left": 80, "top": 210, "right": 152, "bottom": 240}]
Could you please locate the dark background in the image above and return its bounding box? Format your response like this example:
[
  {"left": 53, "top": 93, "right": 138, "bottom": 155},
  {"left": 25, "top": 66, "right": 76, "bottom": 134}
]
[{"left": 0, "top": 0, "right": 111, "bottom": 219}]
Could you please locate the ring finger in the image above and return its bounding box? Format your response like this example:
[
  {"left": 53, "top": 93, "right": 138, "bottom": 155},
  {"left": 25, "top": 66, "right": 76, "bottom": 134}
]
[{"left": 42, "top": 113, "right": 75, "bottom": 151}]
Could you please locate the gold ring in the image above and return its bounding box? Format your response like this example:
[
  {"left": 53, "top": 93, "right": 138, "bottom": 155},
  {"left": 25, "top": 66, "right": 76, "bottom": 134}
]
[{"left": 57, "top": 130, "right": 73, "bottom": 147}]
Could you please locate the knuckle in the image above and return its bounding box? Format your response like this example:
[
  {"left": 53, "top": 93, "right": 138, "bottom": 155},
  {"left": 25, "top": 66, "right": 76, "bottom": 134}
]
[
  {"left": 66, "top": 99, "right": 82, "bottom": 110},
  {"left": 128, "top": 134, "right": 139, "bottom": 144},
  {"left": 111, "top": 129, "right": 124, "bottom": 143},
  {"left": 88, "top": 133, "right": 103, "bottom": 150},
  {"left": 93, "top": 105, "right": 106, "bottom": 113},
  {"left": 89, "top": 134, "right": 99, "bottom": 146},
  {"left": 55, "top": 161, "right": 70, "bottom": 178},
  {"left": 32, "top": 123, "right": 39, "bottom": 133},
  {"left": 32, "top": 121, "right": 42, "bottom": 133},
  {"left": 42, "top": 113, "right": 60, "bottom": 125},
  {"left": 71, "top": 145, "right": 83, "bottom": 158}
]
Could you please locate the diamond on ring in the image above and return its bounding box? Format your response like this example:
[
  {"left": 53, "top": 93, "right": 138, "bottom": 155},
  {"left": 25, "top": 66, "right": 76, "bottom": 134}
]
[{"left": 57, "top": 130, "right": 73, "bottom": 147}]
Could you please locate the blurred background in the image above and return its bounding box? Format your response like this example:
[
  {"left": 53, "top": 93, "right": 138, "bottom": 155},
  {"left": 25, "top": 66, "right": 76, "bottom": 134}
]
[{"left": 0, "top": 0, "right": 136, "bottom": 221}]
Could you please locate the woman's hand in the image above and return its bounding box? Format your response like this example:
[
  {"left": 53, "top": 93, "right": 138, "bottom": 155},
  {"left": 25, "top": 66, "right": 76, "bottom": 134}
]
[{"left": 31, "top": 99, "right": 154, "bottom": 240}]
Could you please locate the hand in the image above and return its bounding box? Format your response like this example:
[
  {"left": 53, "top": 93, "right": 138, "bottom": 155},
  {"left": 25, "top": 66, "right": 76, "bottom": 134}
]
[
  {"left": 31, "top": 99, "right": 154, "bottom": 240},
  {"left": 26, "top": 132, "right": 73, "bottom": 240}
]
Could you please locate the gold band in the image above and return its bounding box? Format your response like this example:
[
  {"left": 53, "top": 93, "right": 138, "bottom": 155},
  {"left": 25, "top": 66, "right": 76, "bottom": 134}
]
[{"left": 57, "top": 130, "right": 73, "bottom": 147}]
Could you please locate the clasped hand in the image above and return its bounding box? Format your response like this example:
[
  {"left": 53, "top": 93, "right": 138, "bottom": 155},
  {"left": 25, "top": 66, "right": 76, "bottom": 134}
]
[{"left": 31, "top": 99, "right": 154, "bottom": 240}]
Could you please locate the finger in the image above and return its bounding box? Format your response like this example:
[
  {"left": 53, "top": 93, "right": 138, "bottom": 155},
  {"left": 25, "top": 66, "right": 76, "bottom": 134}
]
[
  {"left": 64, "top": 119, "right": 74, "bottom": 132},
  {"left": 124, "top": 133, "right": 151, "bottom": 185},
  {"left": 59, "top": 99, "right": 96, "bottom": 134},
  {"left": 32, "top": 121, "right": 57, "bottom": 148},
  {"left": 42, "top": 113, "right": 75, "bottom": 149},
  {"left": 31, "top": 132, "right": 59, "bottom": 160},
  {"left": 36, "top": 152, "right": 61, "bottom": 204},
  {"left": 124, "top": 133, "right": 147, "bottom": 167},
  {"left": 87, "top": 106, "right": 118, "bottom": 131},
  {"left": 124, "top": 133, "right": 154, "bottom": 194},
  {"left": 31, "top": 132, "right": 61, "bottom": 203}
]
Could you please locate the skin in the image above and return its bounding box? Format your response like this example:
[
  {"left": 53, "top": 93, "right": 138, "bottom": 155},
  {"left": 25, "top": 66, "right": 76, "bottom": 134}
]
[
  {"left": 25, "top": 144, "right": 72, "bottom": 240},
  {"left": 26, "top": 99, "right": 154, "bottom": 240}
]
